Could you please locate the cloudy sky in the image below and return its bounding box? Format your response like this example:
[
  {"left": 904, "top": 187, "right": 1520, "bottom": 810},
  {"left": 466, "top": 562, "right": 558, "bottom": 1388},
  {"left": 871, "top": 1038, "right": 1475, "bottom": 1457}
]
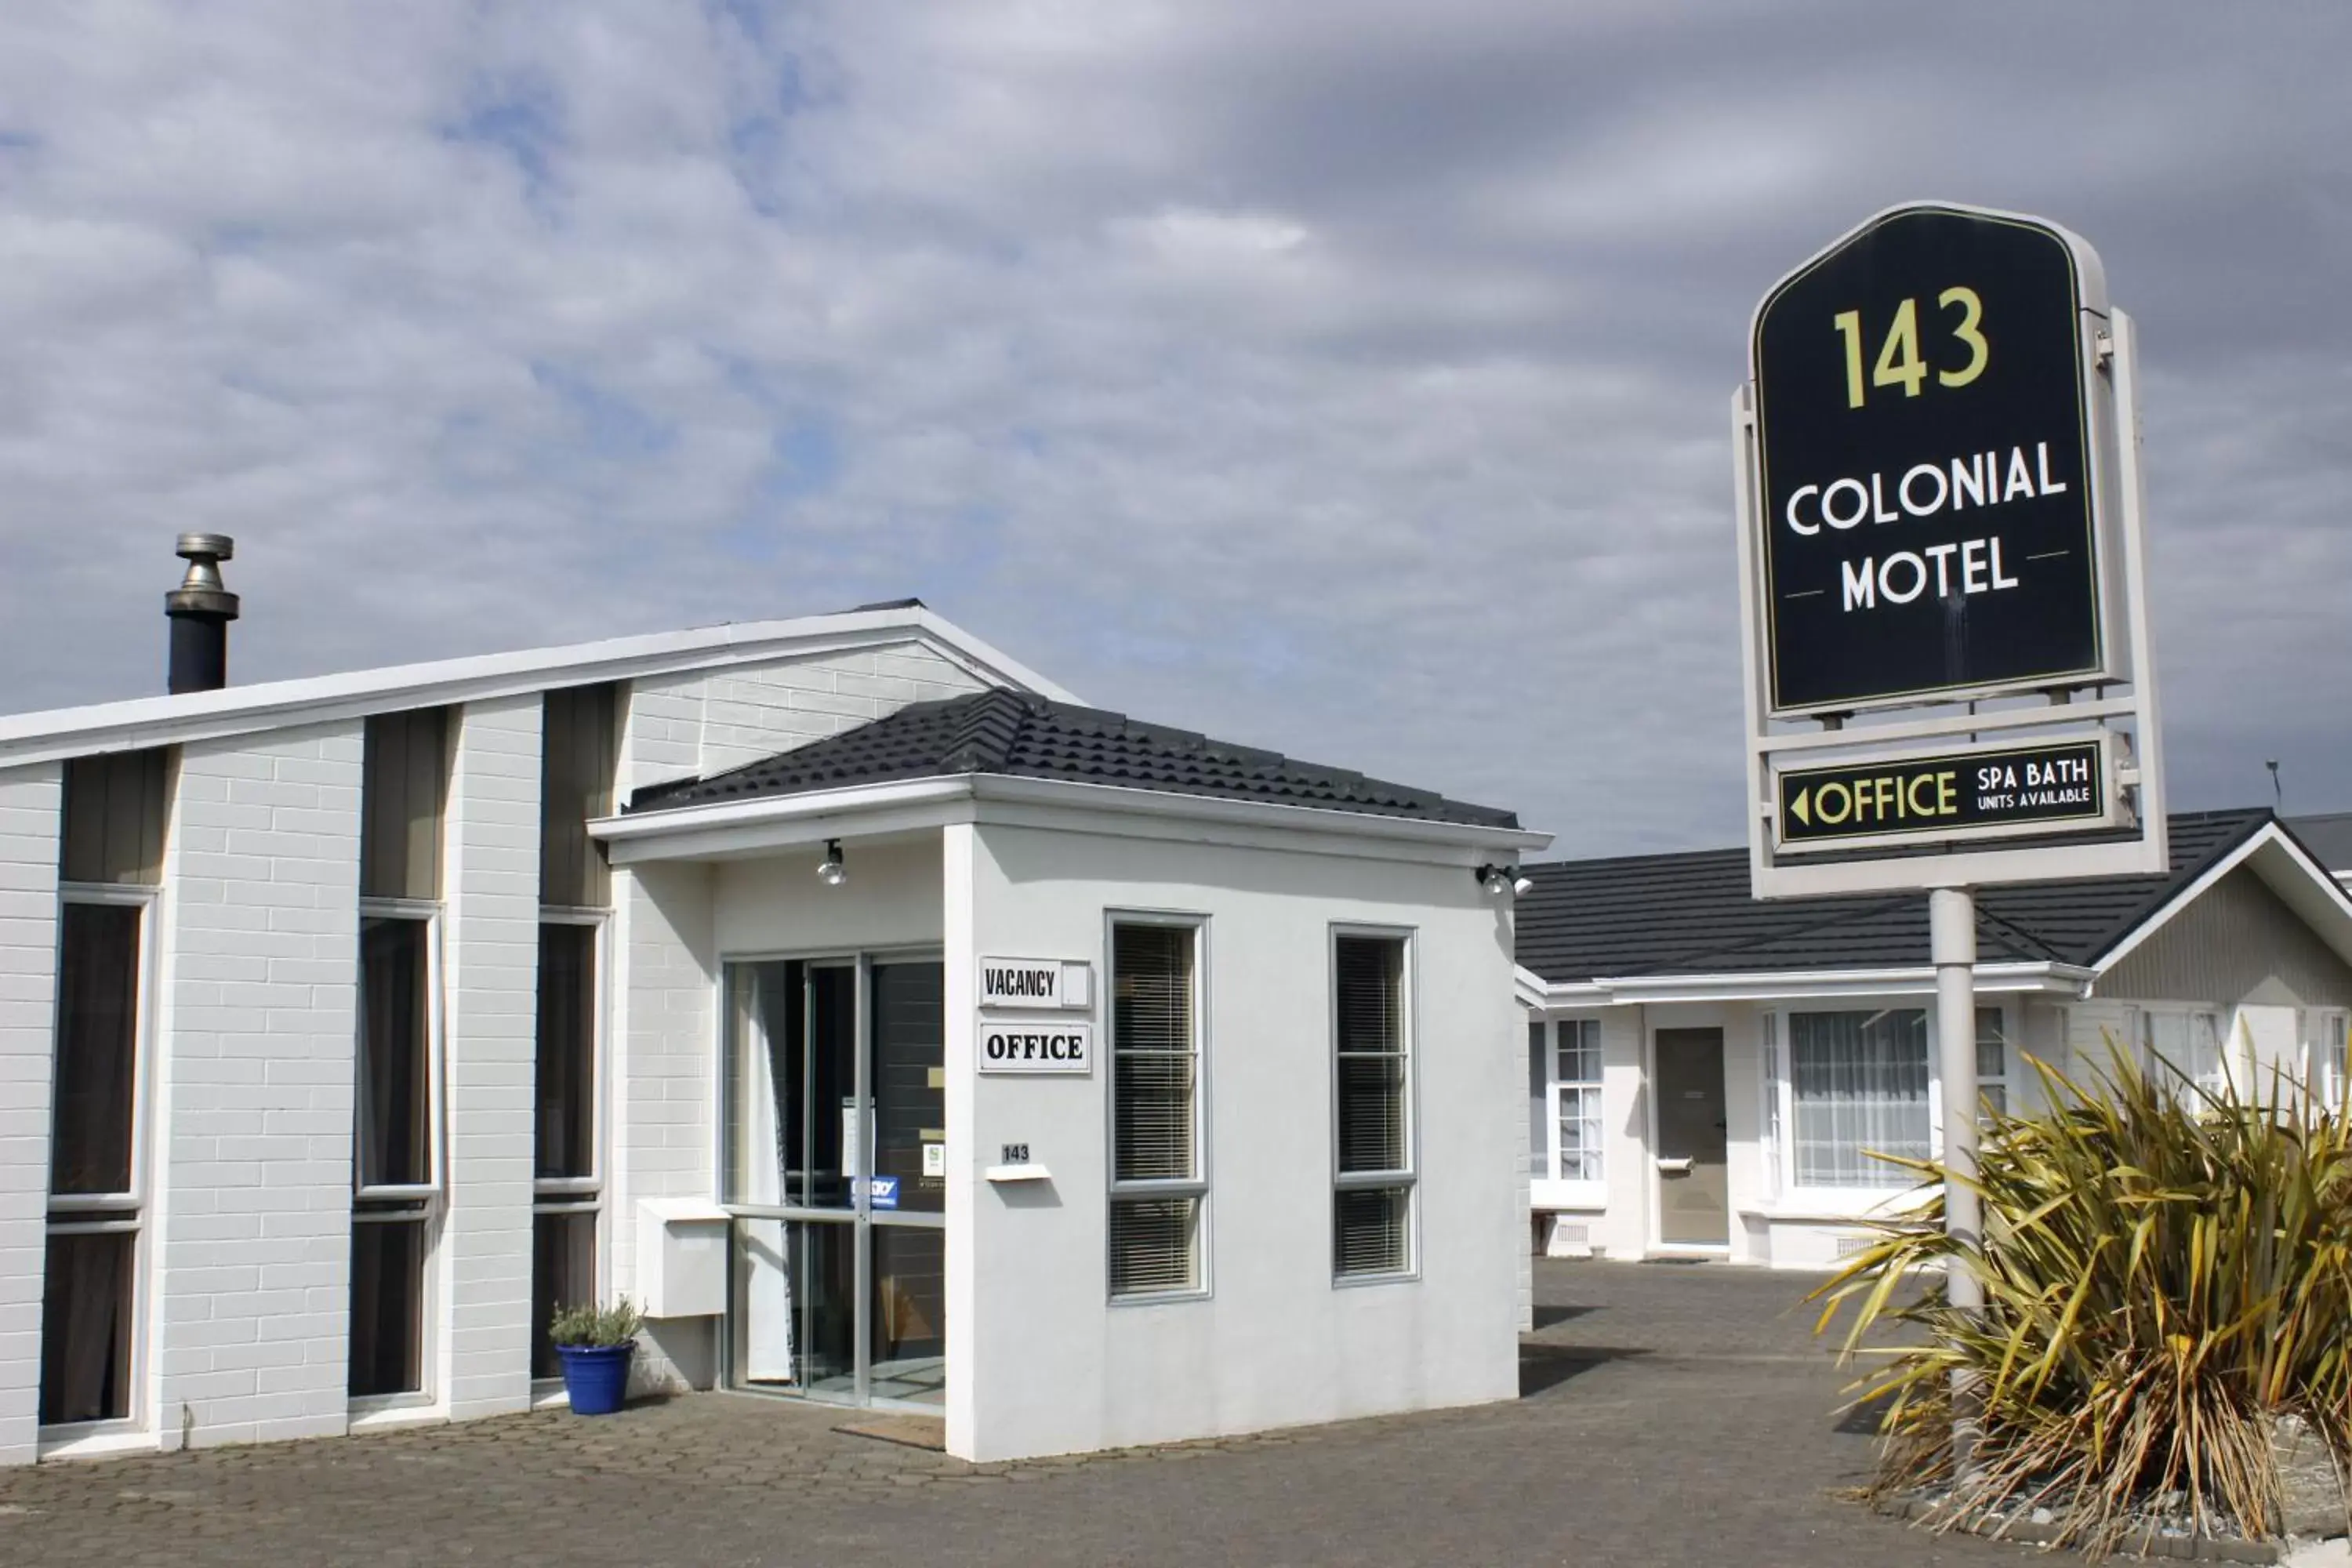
[{"left": 4, "top": 2, "right": 2348, "bottom": 855}]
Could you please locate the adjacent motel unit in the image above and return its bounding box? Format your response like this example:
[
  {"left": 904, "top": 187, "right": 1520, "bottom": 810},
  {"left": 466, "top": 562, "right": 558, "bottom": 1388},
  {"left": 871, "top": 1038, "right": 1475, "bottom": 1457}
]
[
  {"left": 2, "top": 545, "right": 1544, "bottom": 1466},
  {"left": 1518, "top": 811, "right": 2352, "bottom": 1267}
]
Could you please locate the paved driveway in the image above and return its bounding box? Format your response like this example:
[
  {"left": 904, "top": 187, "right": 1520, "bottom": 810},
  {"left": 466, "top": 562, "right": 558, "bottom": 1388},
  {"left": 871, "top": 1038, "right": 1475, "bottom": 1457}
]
[{"left": 2, "top": 1260, "right": 2033, "bottom": 1566}]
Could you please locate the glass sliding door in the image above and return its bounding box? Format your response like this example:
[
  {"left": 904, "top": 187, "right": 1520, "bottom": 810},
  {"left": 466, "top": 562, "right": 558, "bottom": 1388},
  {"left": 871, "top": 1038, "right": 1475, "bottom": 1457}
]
[{"left": 724, "top": 953, "right": 942, "bottom": 1409}]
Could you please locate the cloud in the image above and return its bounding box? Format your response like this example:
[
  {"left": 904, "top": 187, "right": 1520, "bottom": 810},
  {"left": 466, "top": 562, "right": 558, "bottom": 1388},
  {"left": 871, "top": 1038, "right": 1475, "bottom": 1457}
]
[{"left": 1, "top": 2, "right": 2348, "bottom": 851}]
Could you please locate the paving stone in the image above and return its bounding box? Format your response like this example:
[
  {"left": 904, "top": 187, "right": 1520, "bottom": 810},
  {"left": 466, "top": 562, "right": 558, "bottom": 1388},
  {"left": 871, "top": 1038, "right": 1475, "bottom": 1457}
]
[{"left": 1, "top": 1261, "right": 2042, "bottom": 1566}]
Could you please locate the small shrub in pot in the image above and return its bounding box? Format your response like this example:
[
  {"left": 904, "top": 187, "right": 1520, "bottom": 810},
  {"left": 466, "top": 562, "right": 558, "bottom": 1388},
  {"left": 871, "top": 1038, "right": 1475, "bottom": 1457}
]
[{"left": 548, "top": 1298, "right": 643, "bottom": 1416}]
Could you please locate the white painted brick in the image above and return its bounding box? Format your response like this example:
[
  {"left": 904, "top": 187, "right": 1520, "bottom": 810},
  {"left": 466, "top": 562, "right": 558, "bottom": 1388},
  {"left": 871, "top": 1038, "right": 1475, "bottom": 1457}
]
[
  {"left": 437, "top": 696, "right": 543, "bottom": 1421},
  {"left": 0, "top": 763, "right": 57, "bottom": 1468},
  {"left": 155, "top": 722, "right": 362, "bottom": 1450}
]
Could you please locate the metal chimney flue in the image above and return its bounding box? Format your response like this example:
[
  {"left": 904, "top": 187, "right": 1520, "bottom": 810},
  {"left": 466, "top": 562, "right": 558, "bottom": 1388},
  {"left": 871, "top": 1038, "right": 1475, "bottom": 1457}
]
[{"left": 165, "top": 533, "right": 239, "bottom": 694}]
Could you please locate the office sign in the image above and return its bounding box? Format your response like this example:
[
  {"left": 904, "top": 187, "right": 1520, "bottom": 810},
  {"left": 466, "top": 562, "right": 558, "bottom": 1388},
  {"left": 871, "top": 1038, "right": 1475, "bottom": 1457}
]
[
  {"left": 978, "top": 1021, "right": 1092, "bottom": 1075},
  {"left": 978, "top": 957, "right": 1093, "bottom": 1011},
  {"left": 1751, "top": 204, "right": 2115, "bottom": 716},
  {"left": 1773, "top": 737, "right": 2115, "bottom": 855}
]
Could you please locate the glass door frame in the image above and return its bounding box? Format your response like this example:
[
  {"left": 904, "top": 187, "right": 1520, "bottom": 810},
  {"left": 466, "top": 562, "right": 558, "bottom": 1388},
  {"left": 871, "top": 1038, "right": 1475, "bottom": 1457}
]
[{"left": 717, "top": 944, "right": 946, "bottom": 1410}]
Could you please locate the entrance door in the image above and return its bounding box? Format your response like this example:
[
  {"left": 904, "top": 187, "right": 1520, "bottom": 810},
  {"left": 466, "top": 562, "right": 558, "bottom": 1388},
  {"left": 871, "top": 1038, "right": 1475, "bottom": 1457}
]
[
  {"left": 722, "top": 954, "right": 946, "bottom": 1409},
  {"left": 1653, "top": 1029, "right": 1729, "bottom": 1247}
]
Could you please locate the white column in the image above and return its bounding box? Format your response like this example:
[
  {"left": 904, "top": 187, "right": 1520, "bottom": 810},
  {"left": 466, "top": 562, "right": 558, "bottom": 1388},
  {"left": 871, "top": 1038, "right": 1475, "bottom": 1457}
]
[
  {"left": 1929, "top": 885, "right": 1982, "bottom": 1470},
  {"left": 0, "top": 763, "right": 63, "bottom": 1466},
  {"left": 438, "top": 696, "right": 543, "bottom": 1418},
  {"left": 156, "top": 721, "right": 364, "bottom": 1449}
]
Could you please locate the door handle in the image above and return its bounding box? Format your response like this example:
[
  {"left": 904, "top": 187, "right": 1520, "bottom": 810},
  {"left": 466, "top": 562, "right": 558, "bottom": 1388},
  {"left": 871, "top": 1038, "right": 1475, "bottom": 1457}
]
[{"left": 1656, "top": 1156, "right": 1694, "bottom": 1174}]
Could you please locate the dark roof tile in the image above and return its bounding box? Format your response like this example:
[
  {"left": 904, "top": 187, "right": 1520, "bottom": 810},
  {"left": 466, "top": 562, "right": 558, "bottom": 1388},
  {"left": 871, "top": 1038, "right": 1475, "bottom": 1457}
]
[
  {"left": 1515, "top": 808, "right": 2273, "bottom": 983},
  {"left": 627, "top": 688, "right": 1519, "bottom": 830}
]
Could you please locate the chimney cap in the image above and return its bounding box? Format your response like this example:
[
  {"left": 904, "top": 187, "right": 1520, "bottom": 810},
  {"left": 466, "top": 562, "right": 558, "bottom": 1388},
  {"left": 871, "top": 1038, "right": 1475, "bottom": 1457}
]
[{"left": 166, "top": 532, "right": 239, "bottom": 622}]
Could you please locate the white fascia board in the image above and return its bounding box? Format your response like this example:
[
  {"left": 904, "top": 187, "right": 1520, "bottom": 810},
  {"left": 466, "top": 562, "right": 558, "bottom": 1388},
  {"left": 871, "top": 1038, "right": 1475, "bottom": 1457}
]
[
  {"left": 2091, "top": 822, "right": 2352, "bottom": 978},
  {"left": 1518, "top": 962, "right": 2088, "bottom": 1007},
  {"left": 0, "top": 606, "right": 1073, "bottom": 769},
  {"left": 593, "top": 771, "right": 1548, "bottom": 867}
]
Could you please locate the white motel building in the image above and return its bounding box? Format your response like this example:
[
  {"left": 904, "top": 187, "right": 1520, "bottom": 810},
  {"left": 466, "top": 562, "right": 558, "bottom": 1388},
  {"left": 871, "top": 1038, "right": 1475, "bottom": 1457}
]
[
  {"left": 0, "top": 543, "right": 1544, "bottom": 1467},
  {"left": 1516, "top": 810, "right": 2352, "bottom": 1267}
]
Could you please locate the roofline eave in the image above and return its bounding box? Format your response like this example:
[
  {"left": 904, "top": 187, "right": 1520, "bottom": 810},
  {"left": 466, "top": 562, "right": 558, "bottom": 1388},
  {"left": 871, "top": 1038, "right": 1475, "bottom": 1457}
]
[
  {"left": 0, "top": 605, "right": 1075, "bottom": 768},
  {"left": 593, "top": 771, "right": 1552, "bottom": 866},
  {"left": 1517, "top": 960, "right": 2096, "bottom": 1009}
]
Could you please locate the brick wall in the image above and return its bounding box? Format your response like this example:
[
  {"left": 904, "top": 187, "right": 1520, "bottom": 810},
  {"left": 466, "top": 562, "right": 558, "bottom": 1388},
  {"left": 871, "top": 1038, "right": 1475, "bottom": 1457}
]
[
  {"left": 154, "top": 721, "right": 364, "bottom": 1448},
  {"left": 437, "top": 697, "right": 542, "bottom": 1419},
  {"left": 0, "top": 764, "right": 61, "bottom": 1467},
  {"left": 624, "top": 642, "right": 989, "bottom": 794}
]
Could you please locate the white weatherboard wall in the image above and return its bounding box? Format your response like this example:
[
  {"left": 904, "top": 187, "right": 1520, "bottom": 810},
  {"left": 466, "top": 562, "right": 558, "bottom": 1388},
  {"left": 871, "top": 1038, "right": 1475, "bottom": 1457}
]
[
  {"left": 156, "top": 720, "right": 364, "bottom": 1448},
  {"left": 0, "top": 764, "right": 62, "bottom": 1467},
  {"left": 437, "top": 697, "right": 543, "bottom": 1419},
  {"left": 957, "top": 821, "right": 1523, "bottom": 1462}
]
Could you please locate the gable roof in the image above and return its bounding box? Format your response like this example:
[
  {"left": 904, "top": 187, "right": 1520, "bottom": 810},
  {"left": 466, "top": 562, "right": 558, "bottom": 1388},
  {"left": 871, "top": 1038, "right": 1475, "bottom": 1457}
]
[
  {"left": 626, "top": 687, "right": 1521, "bottom": 830},
  {"left": 1516, "top": 808, "right": 2288, "bottom": 985},
  {"left": 2288, "top": 812, "right": 2352, "bottom": 873},
  {"left": 0, "top": 604, "right": 1070, "bottom": 770}
]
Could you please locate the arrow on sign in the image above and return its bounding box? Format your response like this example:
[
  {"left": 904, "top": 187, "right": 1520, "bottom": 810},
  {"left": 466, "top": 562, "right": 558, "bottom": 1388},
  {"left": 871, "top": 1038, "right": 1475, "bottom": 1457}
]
[{"left": 1790, "top": 786, "right": 1810, "bottom": 826}]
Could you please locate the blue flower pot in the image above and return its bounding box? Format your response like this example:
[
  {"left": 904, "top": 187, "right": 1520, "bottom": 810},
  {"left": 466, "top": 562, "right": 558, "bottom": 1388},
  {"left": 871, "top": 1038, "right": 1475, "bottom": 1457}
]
[{"left": 556, "top": 1341, "right": 635, "bottom": 1416}]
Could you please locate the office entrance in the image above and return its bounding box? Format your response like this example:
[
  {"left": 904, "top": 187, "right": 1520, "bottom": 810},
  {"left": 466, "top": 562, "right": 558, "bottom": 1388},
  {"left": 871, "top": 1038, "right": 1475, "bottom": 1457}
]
[{"left": 720, "top": 952, "right": 947, "bottom": 1408}]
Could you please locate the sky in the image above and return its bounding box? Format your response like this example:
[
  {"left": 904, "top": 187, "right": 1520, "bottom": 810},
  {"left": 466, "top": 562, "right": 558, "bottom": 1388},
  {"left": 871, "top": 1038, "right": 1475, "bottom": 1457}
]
[{"left": 3, "top": 2, "right": 2349, "bottom": 857}]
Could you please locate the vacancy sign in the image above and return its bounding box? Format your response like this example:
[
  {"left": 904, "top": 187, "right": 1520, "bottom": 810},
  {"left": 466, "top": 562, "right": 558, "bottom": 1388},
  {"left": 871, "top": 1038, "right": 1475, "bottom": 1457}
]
[
  {"left": 1751, "top": 205, "right": 2115, "bottom": 717},
  {"left": 978, "top": 957, "right": 1092, "bottom": 1011}
]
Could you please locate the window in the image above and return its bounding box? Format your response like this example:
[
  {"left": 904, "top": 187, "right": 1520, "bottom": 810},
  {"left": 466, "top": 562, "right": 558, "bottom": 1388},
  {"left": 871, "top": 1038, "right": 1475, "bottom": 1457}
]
[
  {"left": 532, "top": 684, "right": 615, "bottom": 1381},
  {"left": 1108, "top": 920, "right": 1204, "bottom": 1298},
  {"left": 1526, "top": 1022, "right": 1547, "bottom": 1178},
  {"left": 1788, "top": 1009, "right": 1930, "bottom": 1189},
  {"left": 1333, "top": 932, "right": 1414, "bottom": 1279},
  {"left": 1975, "top": 1006, "right": 2009, "bottom": 1118},
  {"left": 2141, "top": 1008, "right": 2226, "bottom": 1097},
  {"left": 42, "top": 749, "right": 166, "bottom": 1430},
  {"left": 352, "top": 710, "right": 448, "bottom": 1402},
  {"left": 1553, "top": 1018, "right": 1604, "bottom": 1183},
  {"left": 2314, "top": 1012, "right": 2349, "bottom": 1111}
]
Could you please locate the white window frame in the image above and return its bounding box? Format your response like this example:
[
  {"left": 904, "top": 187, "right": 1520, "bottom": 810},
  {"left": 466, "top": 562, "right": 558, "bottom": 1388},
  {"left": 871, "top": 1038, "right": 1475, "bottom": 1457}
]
[
  {"left": 350, "top": 896, "right": 447, "bottom": 1414},
  {"left": 2137, "top": 1004, "right": 2229, "bottom": 1098},
  {"left": 1104, "top": 909, "right": 1210, "bottom": 1305},
  {"left": 1975, "top": 1003, "right": 2013, "bottom": 1121},
  {"left": 1330, "top": 924, "right": 1419, "bottom": 1286},
  {"left": 39, "top": 881, "right": 159, "bottom": 1443},
  {"left": 1541, "top": 1016, "right": 1606, "bottom": 1192},
  {"left": 2310, "top": 1009, "right": 2350, "bottom": 1112},
  {"left": 1770, "top": 1003, "right": 1939, "bottom": 1202},
  {"left": 532, "top": 906, "right": 610, "bottom": 1396}
]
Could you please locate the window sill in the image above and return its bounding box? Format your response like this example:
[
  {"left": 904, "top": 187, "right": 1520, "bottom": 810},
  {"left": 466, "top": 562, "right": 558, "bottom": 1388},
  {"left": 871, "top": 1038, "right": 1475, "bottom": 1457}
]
[
  {"left": 38, "top": 1425, "right": 155, "bottom": 1462},
  {"left": 1531, "top": 1179, "right": 1606, "bottom": 1210},
  {"left": 531, "top": 1381, "right": 572, "bottom": 1411},
  {"left": 1332, "top": 1269, "right": 1421, "bottom": 1289},
  {"left": 1108, "top": 1287, "right": 1210, "bottom": 1309},
  {"left": 1738, "top": 1192, "right": 1929, "bottom": 1223},
  {"left": 347, "top": 1398, "right": 446, "bottom": 1433}
]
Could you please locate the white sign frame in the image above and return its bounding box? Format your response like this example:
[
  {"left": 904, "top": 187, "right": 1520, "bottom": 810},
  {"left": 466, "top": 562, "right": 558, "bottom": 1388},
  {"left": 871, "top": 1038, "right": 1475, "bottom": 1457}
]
[
  {"left": 977, "top": 1020, "right": 1094, "bottom": 1076},
  {"left": 1734, "top": 205, "right": 2165, "bottom": 899},
  {"left": 977, "top": 956, "right": 1093, "bottom": 1011},
  {"left": 1769, "top": 730, "right": 2128, "bottom": 858}
]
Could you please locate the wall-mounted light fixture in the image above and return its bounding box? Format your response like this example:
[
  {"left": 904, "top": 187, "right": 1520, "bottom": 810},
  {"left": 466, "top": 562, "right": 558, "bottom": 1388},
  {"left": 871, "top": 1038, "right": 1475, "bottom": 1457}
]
[
  {"left": 1474, "top": 863, "right": 1534, "bottom": 898},
  {"left": 817, "top": 838, "right": 847, "bottom": 887}
]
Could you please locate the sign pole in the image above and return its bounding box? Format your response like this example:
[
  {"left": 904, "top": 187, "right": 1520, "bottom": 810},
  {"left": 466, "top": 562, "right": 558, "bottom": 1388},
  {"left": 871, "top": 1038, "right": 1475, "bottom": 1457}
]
[{"left": 1929, "top": 885, "right": 1983, "bottom": 1476}]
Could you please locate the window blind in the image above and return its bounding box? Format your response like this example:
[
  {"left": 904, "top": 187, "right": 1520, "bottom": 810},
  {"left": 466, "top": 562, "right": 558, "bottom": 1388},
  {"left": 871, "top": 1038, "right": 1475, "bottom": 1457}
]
[
  {"left": 1109, "top": 922, "right": 1202, "bottom": 1296},
  {"left": 1333, "top": 934, "right": 1412, "bottom": 1279},
  {"left": 1789, "top": 1009, "right": 1930, "bottom": 1189}
]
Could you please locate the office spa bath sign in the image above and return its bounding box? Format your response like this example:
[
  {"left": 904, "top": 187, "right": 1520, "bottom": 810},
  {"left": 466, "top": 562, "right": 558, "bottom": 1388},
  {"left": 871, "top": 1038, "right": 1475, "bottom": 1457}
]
[{"left": 1751, "top": 204, "right": 2118, "bottom": 717}]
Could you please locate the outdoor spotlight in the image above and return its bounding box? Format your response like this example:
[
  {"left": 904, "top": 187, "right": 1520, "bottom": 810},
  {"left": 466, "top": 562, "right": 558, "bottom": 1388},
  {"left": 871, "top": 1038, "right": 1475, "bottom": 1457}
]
[
  {"left": 1512, "top": 874, "right": 1535, "bottom": 898},
  {"left": 1472, "top": 863, "right": 1531, "bottom": 899},
  {"left": 817, "top": 838, "right": 847, "bottom": 887}
]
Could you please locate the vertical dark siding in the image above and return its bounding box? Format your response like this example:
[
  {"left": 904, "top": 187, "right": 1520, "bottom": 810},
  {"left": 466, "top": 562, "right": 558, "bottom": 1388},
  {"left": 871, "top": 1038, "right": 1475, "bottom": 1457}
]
[
  {"left": 60, "top": 750, "right": 169, "bottom": 885},
  {"left": 539, "top": 683, "right": 618, "bottom": 909},
  {"left": 361, "top": 709, "right": 452, "bottom": 901}
]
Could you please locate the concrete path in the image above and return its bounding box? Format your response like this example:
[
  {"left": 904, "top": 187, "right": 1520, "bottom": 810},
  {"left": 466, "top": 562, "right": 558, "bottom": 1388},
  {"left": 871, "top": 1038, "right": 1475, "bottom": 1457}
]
[{"left": 0, "top": 1259, "right": 2036, "bottom": 1566}]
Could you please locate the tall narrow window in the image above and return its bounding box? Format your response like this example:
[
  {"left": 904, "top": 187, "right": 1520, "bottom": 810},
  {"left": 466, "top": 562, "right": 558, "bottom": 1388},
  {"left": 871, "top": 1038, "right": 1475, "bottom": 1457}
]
[
  {"left": 352, "top": 710, "right": 448, "bottom": 1402},
  {"left": 2314, "top": 1013, "right": 2350, "bottom": 1112},
  {"left": 43, "top": 749, "right": 167, "bottom": 1430},
  {"left": 532, "top": 684, "right": 615, "bottom": 1381},
  {"left": 1108, "top": 920, "right": 1204, "bottom": 1298},
  {"left": 1553, "top": 1018, "right": 1604, "bottom": 1182},
  {"left": 1975, "top": 1006, "right": 2010, "bottom": 1118},
  {"left": 1333, "top": 931, "right": 1414, "bottom": 1280}
]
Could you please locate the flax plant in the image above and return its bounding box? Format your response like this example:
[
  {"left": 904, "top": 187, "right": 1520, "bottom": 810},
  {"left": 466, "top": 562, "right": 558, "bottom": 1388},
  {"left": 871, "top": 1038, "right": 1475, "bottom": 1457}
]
[{"left": 1809, "top": 1048, "right": 2352, "bottom": 1555}]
